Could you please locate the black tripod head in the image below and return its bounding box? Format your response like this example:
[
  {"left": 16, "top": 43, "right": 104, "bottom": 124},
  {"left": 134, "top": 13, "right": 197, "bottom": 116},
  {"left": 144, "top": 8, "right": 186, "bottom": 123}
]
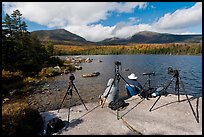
[
  {"left": 168, "top": 67, "right": 179, "bottom": 78},
  {"left": 115, "top": 61, "right": 121, "bottom": 66},
  {"left": 114, "top": 61, "right": 122, "bottom": 80},
  {"left": 69, "top": 73, "right": 75, "bottom": 81}
]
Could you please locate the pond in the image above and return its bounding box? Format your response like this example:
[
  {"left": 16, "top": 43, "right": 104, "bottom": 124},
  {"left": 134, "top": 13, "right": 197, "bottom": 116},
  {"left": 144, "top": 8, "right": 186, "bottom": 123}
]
[{"left": 50, "top": 54, "right": 202, "bottom": 99}]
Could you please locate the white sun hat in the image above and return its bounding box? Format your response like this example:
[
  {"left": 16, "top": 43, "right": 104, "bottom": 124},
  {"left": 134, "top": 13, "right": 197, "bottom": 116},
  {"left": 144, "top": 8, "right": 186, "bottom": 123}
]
[{"left": 128, "top": 73, "right": 138, "bottom": 80}]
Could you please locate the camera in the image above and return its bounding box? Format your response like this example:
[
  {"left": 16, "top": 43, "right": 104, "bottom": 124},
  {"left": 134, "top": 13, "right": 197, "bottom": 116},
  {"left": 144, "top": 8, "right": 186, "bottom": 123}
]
[
  {"left": 168, "top": 67, "right": 179, "bottom": 77},
  {"left": 115, "top": 61, "right": 121, "bottom": 66},
  {"left": 69, "top": 74, "right": 75, "bottom": 81}
]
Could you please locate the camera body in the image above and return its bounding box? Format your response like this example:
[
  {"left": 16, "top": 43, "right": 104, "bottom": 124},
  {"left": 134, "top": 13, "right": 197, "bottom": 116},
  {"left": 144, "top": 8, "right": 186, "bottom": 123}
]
[
  {"left": 69, "top": 74, "right": 75, "bottom": 81},
  {"left": 168, "top": 67, "right": 179, "bottom": 77},
  {"left": 115, "top": 61, "right": 121, "bottom": 66}
]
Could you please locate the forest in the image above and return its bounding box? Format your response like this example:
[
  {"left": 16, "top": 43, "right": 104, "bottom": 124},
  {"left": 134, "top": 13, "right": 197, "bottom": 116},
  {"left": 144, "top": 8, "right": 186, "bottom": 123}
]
[{"left": 54, "top": 43, "right": 202, "bottom": 55}]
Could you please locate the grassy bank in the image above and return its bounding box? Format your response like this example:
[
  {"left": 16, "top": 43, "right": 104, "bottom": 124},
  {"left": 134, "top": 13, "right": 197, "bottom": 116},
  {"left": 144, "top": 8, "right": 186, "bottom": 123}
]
[
  {"left": 2, "top": 101, "right": 43, "bottom": 135},
  {"left": 54, "top": 43, "right": 202, "bottom": 55}
]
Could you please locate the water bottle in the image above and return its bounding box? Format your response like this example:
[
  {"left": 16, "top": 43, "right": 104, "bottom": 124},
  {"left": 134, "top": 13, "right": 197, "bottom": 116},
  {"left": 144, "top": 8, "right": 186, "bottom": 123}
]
[{"left": 152, "top": 87, "right": 164, "bottom": 97}]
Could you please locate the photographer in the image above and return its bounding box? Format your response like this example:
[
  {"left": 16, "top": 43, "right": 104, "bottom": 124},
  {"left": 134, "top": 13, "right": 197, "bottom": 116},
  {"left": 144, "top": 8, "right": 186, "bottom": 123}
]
[
  {"left": 125, "top": 73, "right": 142, "bottom": 97},
  {"left": 99, "top": 78, "right": 119, "bottom": 105}
]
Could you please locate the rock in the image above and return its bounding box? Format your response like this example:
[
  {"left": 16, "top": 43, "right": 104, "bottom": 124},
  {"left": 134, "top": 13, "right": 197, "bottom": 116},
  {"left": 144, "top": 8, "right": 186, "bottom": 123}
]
[
  {"left": 82, "top": 72, "right": 100, "bottom": 78},
  {"left": 54, "top": 66, "right": 61, "bottom": 73},
  {"left": 3, "top": 98, "right": 10, "bottom": 103},
  {"left": 85, "top": 58, "right": 93, "bottom": 63},
  {"left": 9, "top": 89, "right": 18, "bottom": 95},
  {"left": 63, "top": 69, "right": 69, "bottom": 74},
  {"left": 75, "top": 65, "right": 82, "bottom": 70},
  {"left": 90, "top": 97, "right": 94, "bottom": 100}
]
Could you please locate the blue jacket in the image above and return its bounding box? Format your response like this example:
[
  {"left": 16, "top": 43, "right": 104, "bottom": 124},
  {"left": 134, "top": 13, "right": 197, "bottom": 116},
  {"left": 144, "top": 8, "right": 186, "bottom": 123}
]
[
  {"left": 127, "top": 79, "right": 142, "bottom": 89},
  {"left": 125, "top": 79, "right": 142, "bottom": 96}
]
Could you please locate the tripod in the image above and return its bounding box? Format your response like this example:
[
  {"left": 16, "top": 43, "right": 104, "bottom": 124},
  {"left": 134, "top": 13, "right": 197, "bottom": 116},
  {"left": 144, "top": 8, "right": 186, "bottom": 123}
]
[
  {"left": 142, "top": 72, "right": 156, "bottom": 97},
  {"left": 58, "top": 74, "right": 88, "bottom": 125},
  {"left": 101, "top": 61, "right": 136, "bottom": 108},
  {"left": 149, "top": 68, "right": 199, "bottom": 123}
]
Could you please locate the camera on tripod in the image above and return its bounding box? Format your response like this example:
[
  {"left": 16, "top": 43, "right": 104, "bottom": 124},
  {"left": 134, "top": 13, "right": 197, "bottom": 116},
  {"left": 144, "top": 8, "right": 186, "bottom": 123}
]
[
  {"left": 69, "top": 74, "right": 75, "bottom": 81},
  {"left": 115, "top": 61, "right": 121, "bottom": 66},
  {"left": 168, "top": 67, "right": 179, "bottom": 77}
]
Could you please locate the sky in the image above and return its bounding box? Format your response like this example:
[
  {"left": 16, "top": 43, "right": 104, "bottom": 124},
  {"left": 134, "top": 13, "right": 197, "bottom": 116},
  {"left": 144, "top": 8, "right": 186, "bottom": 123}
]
[{"left": 2, "top": 2, "right": 202, "bottom": 42}]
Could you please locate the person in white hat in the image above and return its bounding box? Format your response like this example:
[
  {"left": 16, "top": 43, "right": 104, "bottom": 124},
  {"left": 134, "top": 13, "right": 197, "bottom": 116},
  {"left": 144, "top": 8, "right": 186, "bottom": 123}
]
[{"left": 125, "top": 73, "right": 143, "bottom": 97}]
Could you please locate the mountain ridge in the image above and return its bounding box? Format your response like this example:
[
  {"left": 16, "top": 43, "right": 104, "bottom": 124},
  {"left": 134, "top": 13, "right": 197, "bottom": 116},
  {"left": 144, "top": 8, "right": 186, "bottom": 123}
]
[
  {"left": 31, "top": 29, "right": 95, "bottom": 45},
  {"left": 31, "top": 29, "right": 202, "bottom": 45}
]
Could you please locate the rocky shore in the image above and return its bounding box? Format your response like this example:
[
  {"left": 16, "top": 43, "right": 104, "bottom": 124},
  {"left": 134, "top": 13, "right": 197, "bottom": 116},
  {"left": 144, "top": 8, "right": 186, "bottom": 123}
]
[{"left": 2, "top": 56, "right": 103, "bottom": 112}]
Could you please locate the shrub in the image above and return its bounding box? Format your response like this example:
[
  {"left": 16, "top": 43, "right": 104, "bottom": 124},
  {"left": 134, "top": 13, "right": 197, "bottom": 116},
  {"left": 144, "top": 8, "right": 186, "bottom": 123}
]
[
  {"left": 2, "top": 70, "right": 24, "bottom": 93},
  {"left": 38, "top": 67, "right": 60, "bottom": 77},
  {"left": 2, "top": 101, "right": 43, "bottom": 136}
]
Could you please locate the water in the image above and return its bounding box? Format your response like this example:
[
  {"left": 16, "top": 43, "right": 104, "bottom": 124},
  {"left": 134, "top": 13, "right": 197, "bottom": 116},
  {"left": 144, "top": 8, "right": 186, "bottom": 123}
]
[{"left": 51, "top": 55, "right": 202, "bottom": 99}]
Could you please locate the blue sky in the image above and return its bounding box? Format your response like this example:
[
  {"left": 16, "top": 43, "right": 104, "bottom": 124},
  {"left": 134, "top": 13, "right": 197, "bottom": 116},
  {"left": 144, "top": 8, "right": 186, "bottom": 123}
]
[{"left": 2, "top": 2, "right": 202, "bottom": 42}]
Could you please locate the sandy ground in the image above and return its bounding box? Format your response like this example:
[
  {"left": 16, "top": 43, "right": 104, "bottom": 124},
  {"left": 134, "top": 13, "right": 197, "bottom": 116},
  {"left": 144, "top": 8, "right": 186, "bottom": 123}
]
[{"left": 40, "top": 94, "right": 202, "bottom": 135}]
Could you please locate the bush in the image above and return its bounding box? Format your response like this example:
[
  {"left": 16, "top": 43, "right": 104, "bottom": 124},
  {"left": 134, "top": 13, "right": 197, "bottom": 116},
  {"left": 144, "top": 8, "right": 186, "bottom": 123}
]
[
  {"left": 39, "top": 67, "right": 61, "bottom": 77},
  {"left": 2, "top": 101, "right": 43, "bottom": 136},
  {"left": 2, "top": 70, "right": 24, "bottom": 93},
  {"left": 44, "top": 56, "right": 64, "bottom": 67}
]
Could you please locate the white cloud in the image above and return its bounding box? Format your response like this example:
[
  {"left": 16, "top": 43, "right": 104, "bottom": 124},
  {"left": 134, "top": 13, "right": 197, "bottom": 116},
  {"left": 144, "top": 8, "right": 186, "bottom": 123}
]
[
  {"left": 153, "top": 2, "right": 202, "bottom": 31},
  {"left": 2, "top": 2, "right": 147, "bottom": 27},
  {"left": 2, "top": 2, "right": 202, "bottom": 42},
  {"left": 65, "top": 24, "right": 114, "bottom": 42},
  {"left": 65, "top": 23, "right": 154, "bottom": 42}
]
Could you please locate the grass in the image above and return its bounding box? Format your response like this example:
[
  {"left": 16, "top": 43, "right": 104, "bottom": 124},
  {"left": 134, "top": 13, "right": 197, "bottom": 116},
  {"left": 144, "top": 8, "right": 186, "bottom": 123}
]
[{"left": 2, "top": 101, "right": 44, "bottom": 135}]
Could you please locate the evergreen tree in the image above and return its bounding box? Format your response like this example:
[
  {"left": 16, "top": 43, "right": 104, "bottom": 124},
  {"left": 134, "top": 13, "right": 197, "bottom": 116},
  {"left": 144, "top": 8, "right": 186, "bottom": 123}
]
[{"left": 2, "top": 9, "right": 54, "bottom": 75}]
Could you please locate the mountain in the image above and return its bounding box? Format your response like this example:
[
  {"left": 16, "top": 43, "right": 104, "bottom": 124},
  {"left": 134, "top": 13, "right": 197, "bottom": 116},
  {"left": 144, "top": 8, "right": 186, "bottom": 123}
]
[
  {"left": 31, "top": 29, "right": 95, "bottom": 45},
  {"left": 31, "top": 29, "right": 202, "bottom": 45},
  {"left": 97, "top": 37, "right": 127, "bottom": 45},
  {"left": 98, "top": 31, "right": 202, "bottom": 45}
]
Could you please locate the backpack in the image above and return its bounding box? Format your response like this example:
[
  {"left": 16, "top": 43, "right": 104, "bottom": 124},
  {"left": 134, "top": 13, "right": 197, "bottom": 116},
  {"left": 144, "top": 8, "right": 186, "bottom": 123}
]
[
  {"left": 108, "top": 99, "right": 126, "bottom": 110},
  {"left": 45, "top": 117, "right": 65, "bottom": 135}
]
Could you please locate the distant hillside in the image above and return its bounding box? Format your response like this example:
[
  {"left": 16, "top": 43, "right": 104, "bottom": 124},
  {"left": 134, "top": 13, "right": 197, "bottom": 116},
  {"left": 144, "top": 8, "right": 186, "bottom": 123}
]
[
  {"left": 31, "top": 29, "right": 95, "bottom": 45},
  {"left": 31, "top": 29, "right": 202, "bottom": 45},
  {"left": 98, "top": 31, "right": 202, "bottom": 45}
]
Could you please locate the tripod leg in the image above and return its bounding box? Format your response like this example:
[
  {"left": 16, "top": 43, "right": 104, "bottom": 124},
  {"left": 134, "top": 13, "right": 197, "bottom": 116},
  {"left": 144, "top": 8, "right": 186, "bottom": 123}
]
[
  {"left": 179, "top": 77, "right": 199, "bottom": 123},
  {"left": 196, "top": 97, "right": 199, "bottom": 122},
  {"left": 67, "top": 95, "right": 72, "bottom": 125},
  {"left": 149, "top": 76, "right": 175, "bottom": 112},
  {"left": 142, "top": 80, "right": 148, "bottom": 89},
  {"left": 176, "top": 77, "right": 180, "bottom": 102},
  {"left": 118, "top": 73, "right": 137, "bottom": 94},
  {"left": 149, "top": 95, "right": 161, "bottom": 111},
  {"left": 72, "top": 83, "right": 88, "bottom": 111},
  {"left": 58, "top": 84, "right": 71, "bottom": 112}
]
